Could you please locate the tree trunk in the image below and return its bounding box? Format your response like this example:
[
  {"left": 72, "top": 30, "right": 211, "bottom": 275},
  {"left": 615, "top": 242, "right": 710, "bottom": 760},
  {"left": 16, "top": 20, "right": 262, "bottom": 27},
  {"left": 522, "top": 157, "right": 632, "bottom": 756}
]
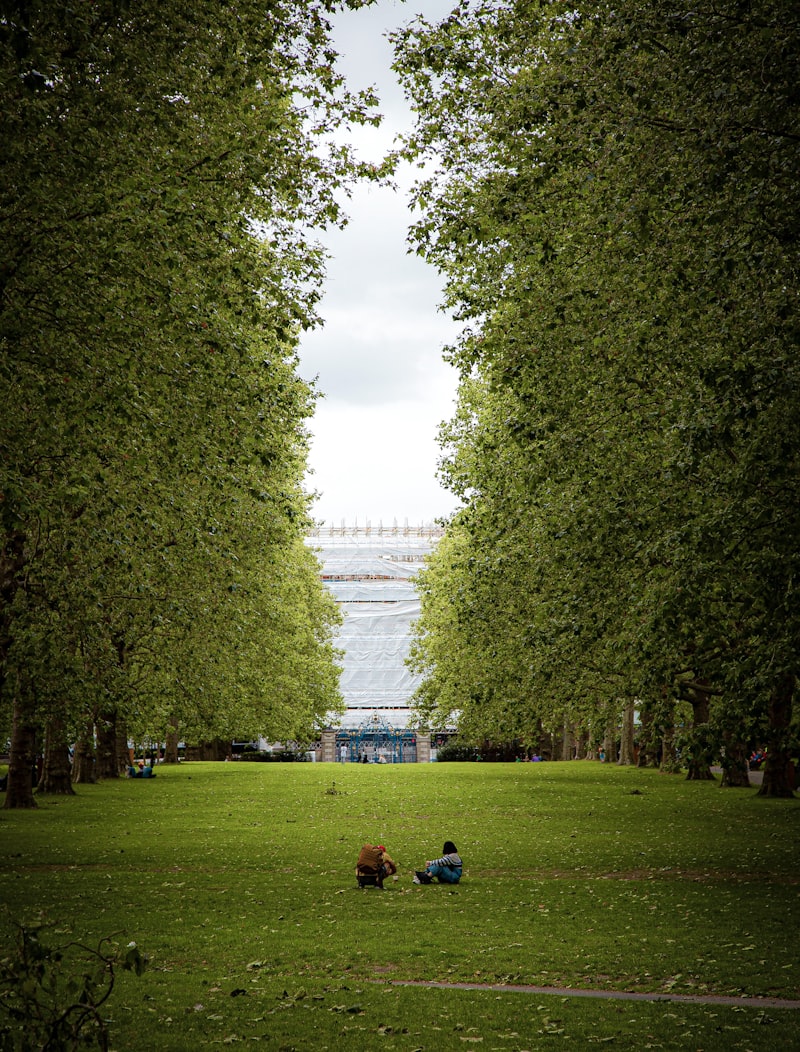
[
  {"left": 551, "top": 723, "right": 564, "bottom": 757},
  {"left": 618, "top": 701, "right": 636, "bottom": 766},
  {"left": 534, "top": 721, "right": 552, "bottom": 761},
  {"left": 637, "top": 704, "right": 654, "bottom": 767},
  {"left": 39, "top": 716, "right": 75, "bottom": 795},
  {"left": 95, "top": 709, "right": 119, "bottom": 779},
  {"left": 1, "top": 530, "right": 34, "bottom": 809},
  {"left": 164, "top": 717, "right": 180, "bottom": 764},
  {"left": 190, "top": 738, "right": 229, "bottom": 761},
  {"left": 0, "top": 527, "right": 26, "bottom": 705},
  {"left": 719, "top": 738, "right": 750, "bottom": 788},
  {"left": 758, "top": 672, "right": 796, "bottom": 798},
  {"left": 660, "top": 720, "right": 680, "bottom": 774},
  {"left": 115, "top": 719, "right": 130, "bottom": 776},
  {"left": 4, "top": 696, "right": 37, "bottom": 809},
  {"left": 561, "top": 720, "right": 575, "bottom": 761},
  {"left": 684, "top": 683, "right": 714, "bottom": 781},
  {"left": 603, "top": 724, "right": 618, "bottom": 764},
  {"left": 72, "top": 720, "right": 97, "bottom": 784},
  {"left": 574, "top": 729, "right": 588, "bottom": 760}
]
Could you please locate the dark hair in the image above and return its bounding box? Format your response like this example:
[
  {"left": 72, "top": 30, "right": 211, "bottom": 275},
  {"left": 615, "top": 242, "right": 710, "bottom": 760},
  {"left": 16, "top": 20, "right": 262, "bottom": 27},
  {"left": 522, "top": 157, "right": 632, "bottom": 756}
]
[{"left": 443, "top": 841, "right": 457, "bottom": 854}]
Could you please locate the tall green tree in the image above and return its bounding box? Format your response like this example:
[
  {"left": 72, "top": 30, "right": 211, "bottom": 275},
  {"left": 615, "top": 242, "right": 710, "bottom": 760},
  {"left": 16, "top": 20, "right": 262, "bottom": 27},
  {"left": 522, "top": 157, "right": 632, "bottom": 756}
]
[
  {"left": 396, "top": 1, "right": 799, "bottom": 793},
  {"left": 1, "top": 0, "right": 374, "bottom": 806}
]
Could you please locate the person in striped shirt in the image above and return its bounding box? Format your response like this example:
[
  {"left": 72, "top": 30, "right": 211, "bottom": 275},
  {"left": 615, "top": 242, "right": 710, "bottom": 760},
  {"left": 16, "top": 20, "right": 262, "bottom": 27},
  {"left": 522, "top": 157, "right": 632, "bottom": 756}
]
[{"left": 413, "top": 841, "right": 462, "bottom": 884}]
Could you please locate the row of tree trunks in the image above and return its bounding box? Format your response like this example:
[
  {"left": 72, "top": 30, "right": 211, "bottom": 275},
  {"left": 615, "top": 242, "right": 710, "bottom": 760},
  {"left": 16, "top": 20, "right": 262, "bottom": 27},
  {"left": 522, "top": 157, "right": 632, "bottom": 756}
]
[
  {"left": 660, "top": 721, "right": 680, "bottom": 773},
  {"left": 4, "top": 707, "right": 134, "bottom": 807},
  {"left": 184, "top": 739, "right": 229, "bottom": 761},
  {"left": 116, "top": 721, "right": 130, "bottom": 774},
  {"left": 560, "top": 721, "right": 574, "bottom": 761}
]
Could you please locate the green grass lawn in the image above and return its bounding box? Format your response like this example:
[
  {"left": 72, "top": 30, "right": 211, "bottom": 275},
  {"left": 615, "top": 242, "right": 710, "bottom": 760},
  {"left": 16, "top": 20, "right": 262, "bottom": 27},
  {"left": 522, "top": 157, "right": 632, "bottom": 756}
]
[{"left": 1, "top": 760, "right": 798, "bottom": 1050}]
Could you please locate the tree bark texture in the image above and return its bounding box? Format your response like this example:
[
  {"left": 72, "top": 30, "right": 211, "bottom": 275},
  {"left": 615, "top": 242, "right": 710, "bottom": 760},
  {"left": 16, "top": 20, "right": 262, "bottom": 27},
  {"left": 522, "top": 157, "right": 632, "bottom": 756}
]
[
  {"left": 95, "top": 709, "right": 119, "bottom": 779},
  {"left": 39, "top": 716, "right": 75, "bottom": 795},
  {"left": 660, "top": 722, "right": 680, "bottom": 774},
  {"left": 618, "top": 701, "right": 636, "bottom": 766},
  {"left": 603, "top": 722, "right": 618, "bottom": 764},
  {"left": 574, "top": 729, "right": 588, "bottom": 760},
  {"left": 719, "top": 739, "right": 750, "bottom": 788},
  {"left": 164, "top": 717, "right": 180, "bottom": 764},
  {"left": 758, "top": 672, "right": 796, "bottom": 798},
  {"left": 72, "top": 721, "right": 96, "bottom": 784},
  {"left": 115, "top": 719, "right": 130, "bottom": 775},
  {"left": 561, "top": 720, "right": 575, "bottom": 761},
  {"left": 685, "top": 684, "right": 714, "bottom": 780},
  {"left": 637, "top": 705, "right": 656, "bottom": 767},
  {"left": 4, "top": 696, "right": 37, "bottom": 809}
]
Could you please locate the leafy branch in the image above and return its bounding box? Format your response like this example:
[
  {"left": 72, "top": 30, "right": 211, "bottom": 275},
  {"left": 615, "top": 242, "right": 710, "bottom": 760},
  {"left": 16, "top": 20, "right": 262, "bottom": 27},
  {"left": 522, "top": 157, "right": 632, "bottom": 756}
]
[{"left": 0, "top": 914, "right": 147, "bottom": 1052}]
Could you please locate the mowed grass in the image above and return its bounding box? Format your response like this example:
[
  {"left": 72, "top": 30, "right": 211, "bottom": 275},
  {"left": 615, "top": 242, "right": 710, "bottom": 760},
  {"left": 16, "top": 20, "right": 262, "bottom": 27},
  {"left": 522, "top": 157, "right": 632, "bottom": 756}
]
[{"left": 1, "top": 760, "right": 799, "bottom": 1050}]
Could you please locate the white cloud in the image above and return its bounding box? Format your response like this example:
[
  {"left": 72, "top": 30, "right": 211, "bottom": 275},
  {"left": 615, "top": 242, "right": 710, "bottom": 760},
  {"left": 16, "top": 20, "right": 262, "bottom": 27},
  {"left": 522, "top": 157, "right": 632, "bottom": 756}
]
[
  {"left": 298, "top": 0, "right": 462, "bottom": 525},
  {"left": 304, "top": 392, "right": 459, "bottom": 527}
]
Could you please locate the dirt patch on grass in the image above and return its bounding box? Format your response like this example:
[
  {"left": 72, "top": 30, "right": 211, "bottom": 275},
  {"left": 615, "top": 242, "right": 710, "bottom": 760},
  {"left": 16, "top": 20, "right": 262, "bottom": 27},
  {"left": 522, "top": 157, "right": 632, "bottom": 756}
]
[
  {"left": 378, "top": 978, "right": 800, "bottom": 1010},
  {"left": 478, "top": 867, "right": 799, "bottom": 884},
  {"left": 597, "top": 868, "right": 800, "bottom": 884}
]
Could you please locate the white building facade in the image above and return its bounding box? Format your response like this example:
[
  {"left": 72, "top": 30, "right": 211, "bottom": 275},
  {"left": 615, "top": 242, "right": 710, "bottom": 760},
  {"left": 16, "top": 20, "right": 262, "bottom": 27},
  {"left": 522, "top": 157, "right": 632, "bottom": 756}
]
[{"left": 306, "top": 523, "right": 443, "bottom": 737}]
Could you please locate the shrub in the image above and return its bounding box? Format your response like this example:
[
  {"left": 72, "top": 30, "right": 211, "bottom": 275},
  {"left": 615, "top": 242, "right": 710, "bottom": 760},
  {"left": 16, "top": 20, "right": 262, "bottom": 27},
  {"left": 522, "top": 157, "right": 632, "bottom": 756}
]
[{"left": 435, "top": 740, "right": 480, "bottom": 762}]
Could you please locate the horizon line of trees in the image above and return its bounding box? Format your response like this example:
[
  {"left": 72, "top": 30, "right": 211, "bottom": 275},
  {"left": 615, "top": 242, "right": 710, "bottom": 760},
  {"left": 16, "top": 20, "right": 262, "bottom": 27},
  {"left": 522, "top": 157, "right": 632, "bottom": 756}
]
[
  {"left": 394, "top": 0, "right": 799, "bottom": 796},
  {"left": 0, "top": 0, "right": 384, "bottom": 807}
]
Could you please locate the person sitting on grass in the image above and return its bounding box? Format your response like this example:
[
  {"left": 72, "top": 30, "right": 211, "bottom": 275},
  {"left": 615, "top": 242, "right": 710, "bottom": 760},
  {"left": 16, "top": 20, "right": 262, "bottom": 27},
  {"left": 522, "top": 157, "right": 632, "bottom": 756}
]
[
  {"left": 379, "top": 845, "right": 398, "bottom": 882},
  {"left": 414, "top": 841, "right": 462, "bottom": 885},
  {"left": 356, "top": 843, "right": 396, "bottom": 888}
]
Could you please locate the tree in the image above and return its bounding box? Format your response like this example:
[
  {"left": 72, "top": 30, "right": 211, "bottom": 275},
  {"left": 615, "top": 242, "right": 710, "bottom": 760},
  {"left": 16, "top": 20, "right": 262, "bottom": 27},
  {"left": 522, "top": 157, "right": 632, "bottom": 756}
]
[
  {"left": 395, "top": 1, "right": 799, "bottom": 784},
  {"left": 1, "top": 0, "right": 377, "bottom": 806}
]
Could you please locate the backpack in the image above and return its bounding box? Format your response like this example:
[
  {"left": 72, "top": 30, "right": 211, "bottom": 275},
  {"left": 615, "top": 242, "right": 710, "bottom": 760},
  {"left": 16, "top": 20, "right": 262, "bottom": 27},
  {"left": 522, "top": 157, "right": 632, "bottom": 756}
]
[
  {"left": 356, "top": 844, "right": 384, "bottom": 887},
  {"left": 357, "top": 844, "right": 383, "bottom": 873}
]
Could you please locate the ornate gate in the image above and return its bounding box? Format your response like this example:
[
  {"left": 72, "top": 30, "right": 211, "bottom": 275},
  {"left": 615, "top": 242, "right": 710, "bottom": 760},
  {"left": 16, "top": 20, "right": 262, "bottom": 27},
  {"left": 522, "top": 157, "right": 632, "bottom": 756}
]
[{"left": 335, "top": 713, "right": 417, "bottom": 763}]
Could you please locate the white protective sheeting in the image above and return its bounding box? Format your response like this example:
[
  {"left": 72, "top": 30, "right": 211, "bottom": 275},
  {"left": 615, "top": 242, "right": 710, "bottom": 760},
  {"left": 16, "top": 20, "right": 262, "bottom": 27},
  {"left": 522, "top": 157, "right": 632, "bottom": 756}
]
[{"left": 307, "top": 526, "right": 442, "bottom": 729}]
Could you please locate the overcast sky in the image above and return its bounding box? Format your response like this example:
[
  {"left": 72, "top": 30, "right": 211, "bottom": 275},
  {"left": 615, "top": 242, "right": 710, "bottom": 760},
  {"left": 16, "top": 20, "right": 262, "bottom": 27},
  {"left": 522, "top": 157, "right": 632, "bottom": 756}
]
[{"left": 298, "top": 0, "right": 462, "bottom": 528}]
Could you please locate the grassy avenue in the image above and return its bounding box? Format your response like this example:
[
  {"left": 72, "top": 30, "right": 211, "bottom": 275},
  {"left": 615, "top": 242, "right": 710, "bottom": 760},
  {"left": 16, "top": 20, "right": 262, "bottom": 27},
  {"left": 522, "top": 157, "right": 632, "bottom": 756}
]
[{"left": 1, "top": 761, "right": 798, "bottom": 1049}]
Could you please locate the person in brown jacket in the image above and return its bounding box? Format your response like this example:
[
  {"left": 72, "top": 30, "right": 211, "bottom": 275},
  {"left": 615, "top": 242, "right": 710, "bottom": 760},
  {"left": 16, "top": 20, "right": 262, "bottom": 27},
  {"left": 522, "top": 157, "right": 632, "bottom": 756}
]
[{"left": 356, "top": 843, "right": 397, "bottom": 888}]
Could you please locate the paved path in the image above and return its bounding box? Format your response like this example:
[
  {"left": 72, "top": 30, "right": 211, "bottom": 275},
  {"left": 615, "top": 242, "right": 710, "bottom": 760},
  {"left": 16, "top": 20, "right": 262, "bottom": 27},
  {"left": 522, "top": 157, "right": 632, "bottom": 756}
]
[
  {"left": 709, "top": 765, "right": 763, "bottom": 785},
  {"left": 382, "top": 979, "right": 800, "bottom": 1009}
]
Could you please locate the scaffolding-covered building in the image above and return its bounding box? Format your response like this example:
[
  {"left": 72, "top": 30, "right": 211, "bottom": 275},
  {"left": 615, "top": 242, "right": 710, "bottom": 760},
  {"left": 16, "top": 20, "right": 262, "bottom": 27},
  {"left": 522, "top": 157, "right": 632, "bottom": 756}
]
[{"left": 306, "top": 522, "right": 444, "bottom": 761}]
